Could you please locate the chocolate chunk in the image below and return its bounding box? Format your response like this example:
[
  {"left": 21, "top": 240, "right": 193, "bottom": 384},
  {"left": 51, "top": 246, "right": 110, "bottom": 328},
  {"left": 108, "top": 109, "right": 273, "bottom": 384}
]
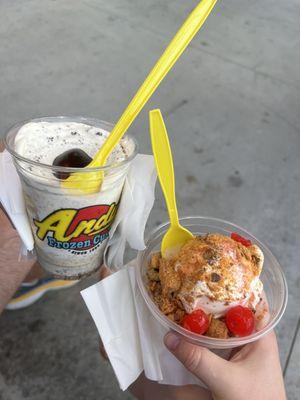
[
  {"left": 211, "top": 272, "right": 221, "bottom": 282},
  {"left": 251, "top": 254, "right": 261, "bottom": 264},
  {"left": 203, "top": 248, "right": 219, "bottom": 265}
]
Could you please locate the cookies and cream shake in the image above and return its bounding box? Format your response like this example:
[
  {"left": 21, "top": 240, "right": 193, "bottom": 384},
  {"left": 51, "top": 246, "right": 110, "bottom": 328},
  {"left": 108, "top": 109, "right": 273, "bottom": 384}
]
[{"left": 5, "top": 116, "right": 137, "bottom": 279}]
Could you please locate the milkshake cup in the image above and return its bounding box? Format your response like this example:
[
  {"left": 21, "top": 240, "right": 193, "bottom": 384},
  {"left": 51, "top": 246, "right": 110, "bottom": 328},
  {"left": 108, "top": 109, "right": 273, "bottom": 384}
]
[
  {"left": 137, "top": 216, "right": 288, "bottom": 350},
  {"left": 5, "top": 116, "right": 138, "bottom": 279}
]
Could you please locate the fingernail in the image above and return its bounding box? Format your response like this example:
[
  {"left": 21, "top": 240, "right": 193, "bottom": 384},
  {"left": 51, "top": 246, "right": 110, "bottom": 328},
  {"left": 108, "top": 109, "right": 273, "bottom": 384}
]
[{"left": 164, "top": 332, "right": 180, "bottom": 351}]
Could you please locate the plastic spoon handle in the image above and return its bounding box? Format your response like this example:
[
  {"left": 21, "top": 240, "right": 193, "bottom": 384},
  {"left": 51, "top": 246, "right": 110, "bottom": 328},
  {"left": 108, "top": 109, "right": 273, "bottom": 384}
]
[
  {"left": 149, "top": 109, "right": 179, "bottom": 227},
  {"left": 92, "top": 0, "right": 218, "bottom": 166}
]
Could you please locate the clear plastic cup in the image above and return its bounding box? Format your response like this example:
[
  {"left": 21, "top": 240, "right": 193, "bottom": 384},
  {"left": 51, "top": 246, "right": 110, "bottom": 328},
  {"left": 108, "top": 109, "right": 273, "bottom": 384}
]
[
  {"left": 136, "top": 216, "right": 288, "bottom": 349},
  {"left": 5, "top": 116, "right": 138, "bottom": 279}
]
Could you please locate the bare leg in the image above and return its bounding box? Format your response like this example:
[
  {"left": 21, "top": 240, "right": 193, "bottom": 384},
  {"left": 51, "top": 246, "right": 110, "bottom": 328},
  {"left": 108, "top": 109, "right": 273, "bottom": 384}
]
[{"left": 23, "top": 261, "right": 44, "bottom": 282}]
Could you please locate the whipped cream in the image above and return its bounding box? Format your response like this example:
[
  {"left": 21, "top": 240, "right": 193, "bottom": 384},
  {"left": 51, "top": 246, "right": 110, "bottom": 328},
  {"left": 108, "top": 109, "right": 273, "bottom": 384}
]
[
  {"left": 14, "top": 121, "right": 134, "bottom": 167},
  {"left": 180, "top": 276, "right": 263, "bottom": 317}
]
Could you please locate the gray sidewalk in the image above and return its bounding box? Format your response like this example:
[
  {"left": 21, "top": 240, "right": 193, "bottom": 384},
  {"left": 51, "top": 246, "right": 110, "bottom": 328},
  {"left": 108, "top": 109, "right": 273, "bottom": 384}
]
[{"left": 0, "top": 1, "right": 299, "bottom": 399}]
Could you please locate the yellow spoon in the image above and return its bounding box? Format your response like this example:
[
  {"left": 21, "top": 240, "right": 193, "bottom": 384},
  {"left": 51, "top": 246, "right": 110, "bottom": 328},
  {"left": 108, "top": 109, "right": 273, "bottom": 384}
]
[
  {"left": 149, "top": 109, "right": 194, "bottom": 258},
  {"left": 62, "top": 0, "right": 218, "bottom": 193}
]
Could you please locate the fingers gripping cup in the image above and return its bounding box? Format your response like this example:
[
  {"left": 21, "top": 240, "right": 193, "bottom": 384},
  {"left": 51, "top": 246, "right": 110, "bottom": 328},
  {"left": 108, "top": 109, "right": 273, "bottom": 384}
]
[
  {"left": 137, "top": 216, "right": 288, "bottom": 350},
  {"left": 5, "top": 116, "right": 137, "bottom": 279}
]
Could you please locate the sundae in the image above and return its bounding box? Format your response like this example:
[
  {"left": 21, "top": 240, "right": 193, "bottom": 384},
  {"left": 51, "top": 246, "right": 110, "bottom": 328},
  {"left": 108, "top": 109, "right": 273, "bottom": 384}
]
[{"left": 147, "top": 232, "right": 267, "bottom": 338}]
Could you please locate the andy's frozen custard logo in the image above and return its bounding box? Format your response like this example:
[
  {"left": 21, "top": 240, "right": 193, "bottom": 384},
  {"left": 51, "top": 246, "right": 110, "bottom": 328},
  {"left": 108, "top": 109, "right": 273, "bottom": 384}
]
[{"left": 34, "top": 203, "right": 117, "bottom": 252}]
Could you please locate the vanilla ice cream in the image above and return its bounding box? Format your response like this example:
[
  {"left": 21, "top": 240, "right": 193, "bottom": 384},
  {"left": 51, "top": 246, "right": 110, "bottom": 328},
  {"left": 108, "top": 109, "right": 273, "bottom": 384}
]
[
  {"left": 174, "top": 234, "right": 264, "bottom": 317},
  {"left": 14, "top": 121, "right": 134, "bottom": 168},
  {"left": 158, "top": 234, "right": 264, "bottom": 318}
]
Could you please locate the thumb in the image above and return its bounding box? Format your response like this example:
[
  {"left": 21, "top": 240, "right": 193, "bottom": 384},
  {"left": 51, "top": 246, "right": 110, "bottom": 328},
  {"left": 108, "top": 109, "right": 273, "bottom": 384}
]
[{"left": 164, "top": 332, "right": 233, "bottom": 391}]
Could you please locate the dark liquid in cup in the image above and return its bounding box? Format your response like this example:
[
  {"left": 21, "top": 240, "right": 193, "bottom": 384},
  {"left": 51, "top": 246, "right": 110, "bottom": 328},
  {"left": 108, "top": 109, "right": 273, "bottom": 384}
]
[{"left": 53, "top": 149, "right": 92, "bottom": 180}]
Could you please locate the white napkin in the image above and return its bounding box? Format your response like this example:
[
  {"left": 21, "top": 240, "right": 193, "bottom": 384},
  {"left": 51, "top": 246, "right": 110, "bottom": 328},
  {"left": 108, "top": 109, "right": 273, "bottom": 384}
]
[
  {"left": 81, "top": 262, "right": 226, "bottom": 391},
  {"left": 104, "top": 154, "right": 157, "bottom": 269},
  {"left": 0, "top": 152, "right": 156, "bottom": 263},
  {"left": 82, "top": 266, "right": 143, "bottom": 390},
  {"left": 0, "top": 150, "right": 34, "bottom": 251}
]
